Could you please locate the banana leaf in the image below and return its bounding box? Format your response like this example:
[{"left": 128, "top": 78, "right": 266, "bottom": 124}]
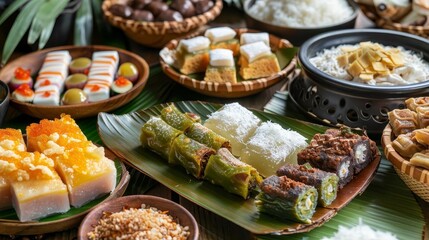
[
  {"left": 28, "top": 0, "right": 68, "bottom": 46},
  {"left": 0, "top": 0, "right": 29, "bottom": 25},
  {"left": 74, "top": 0, "right": 92, "bottom": 46}
]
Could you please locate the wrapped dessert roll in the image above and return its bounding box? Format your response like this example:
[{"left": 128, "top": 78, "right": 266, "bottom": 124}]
[
  {"left": 276, "top": 163, "right": 339, "bottom": 207},
  {"left": 410, "top": 151, "right": 429, "bottom": 170},
  {"left": 414, "top": 128, "right": 429, "bottom": 145},
  {"left": 203, "top": 148, "right": 262, "bottom": 199},
  {"left": 255, "top": 175, "right": 318, "bottom": 224},
  {"left": 416, "top": 106, "right": 429, "bottom": 128},
  {"left": 204, "top": 103, "right": 261, "bottom": 156},
  {"left": 388, "top": 109, "right": 417, "bottom": 137},
  {"left": 161, "top": 103, "right": 201, "bottom": 131},
  {"left": 169, "top": 134, "right": 215, "bottom": 179},
  {"left": 405, "top": 97, "right": 429, "bottom": 111},
  {"left": 392, "top": 132, "right": 425, "bottom": 158},
  {"left": 140, "top": 117, "right": 182, "bottom": 161},
  {"left": 185, "top": 123, "right": 231, "bottom": 151}
]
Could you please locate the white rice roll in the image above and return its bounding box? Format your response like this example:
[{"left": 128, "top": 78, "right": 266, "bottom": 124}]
[
  {"left": 241, "top": 121, "right": 308, "bottom": 177},
  {"left": 204, "top": 103, "right": 261, "bottom": 156}
]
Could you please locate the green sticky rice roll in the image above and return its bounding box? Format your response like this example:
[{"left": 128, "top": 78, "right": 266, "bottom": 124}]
[
  {"left": 140, "top": 117, "right": 182, "bottom": 161},
  {"left": 276, "top": 163, "right": 339, "bottom": 207},
  {"left": 185, "top": 123, "right": 231, "bottom": 151},
  {"left": 203, "top": 148, "right": 262, "bottom": 199},
  {"left": 255, "top": 175, "right": 318, "bottom": 224},
  {"left": 161, "top": 103, "right": 201, "bottom": 131},
  {"left": 169, "top": 134, "right": 215, "bottom": 179}
]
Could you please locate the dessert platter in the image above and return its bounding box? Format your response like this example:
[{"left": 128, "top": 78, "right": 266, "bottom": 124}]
[
  {"left": 97, "top": 101, "right": 381, "bottom": 235},
  {"left": 0, "top": 45, "right": 149, "bottom": 119},
  {"left": 160, "top": 27, "right": 297, "bottom": 98},
  {"left": 0, "top": 115, "right": 130, "bottom": 235}
]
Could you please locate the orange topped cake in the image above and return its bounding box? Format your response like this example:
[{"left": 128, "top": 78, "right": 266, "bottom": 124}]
[
  {"left": 0, "top": 129, "right": 70, "bottom": 221},
  {"left": 26, "top": 114, "right": 116, "bottom": 207}
]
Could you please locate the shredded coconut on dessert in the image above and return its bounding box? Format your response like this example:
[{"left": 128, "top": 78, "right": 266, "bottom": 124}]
[
  {"left": 310, "top": 44, "right": 429, "bottom": 86},
  {"left": 322, "top": 219, "right": 398, "bottom": 240},
  {"left": 247, "top": 0, "right": 354, "bottom": 28}
]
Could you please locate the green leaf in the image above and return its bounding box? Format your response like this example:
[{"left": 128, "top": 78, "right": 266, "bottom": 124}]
[
  {"left": 28, "top": 0, "right": 68, "bottom": 46},
  {"left": 1, "top": 0, "right": 42, "bottom": 65},
  {"left": 38, "top": 20, "right": 55, "bottom": 49},
  {"left": 74, "top": 0, "right": 93, "bottom": 46},
  {"left": 0, "top": 0, "right": 29, "bottom": 26}
]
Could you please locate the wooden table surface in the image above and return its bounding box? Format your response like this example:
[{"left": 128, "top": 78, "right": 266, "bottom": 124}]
[{"left": 0, "top": 4, "right": 428, "bottom": 240}]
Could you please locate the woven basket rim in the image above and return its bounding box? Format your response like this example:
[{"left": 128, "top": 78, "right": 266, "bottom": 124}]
[
  {"left": 102, "top": 0, "right": 223, "bottom": 33},
  {"left": 381, "top": 124, "right": 429, "bottom": 186}
]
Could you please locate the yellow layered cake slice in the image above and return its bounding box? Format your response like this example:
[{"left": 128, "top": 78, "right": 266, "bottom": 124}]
[
  {"left": 204, "top": 49, "right": 237, "bottom": 84},
  {"left": 0, "top": 129, "right": 26, "bottom": 210},
  {"left": 176, "top": 36, "right": 210, "bottom": 75},
  {"left": 0, "top": 129, "right": 69, "bottom": 221},
  {"left": 26, "top": 115, "right": 117, "bottom": 207},
  {"left": 205, "top": 27, "right": 240, "bottom": 56},
  {"left": 239, "top": 41, "right": 281, "bottom": 80}
]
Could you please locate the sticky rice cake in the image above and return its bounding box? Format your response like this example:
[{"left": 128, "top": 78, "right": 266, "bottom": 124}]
[
  {"left": 176, "top": 36, "right": 210, "bottom": 75},
  {"left": 205, "top": 27, "right": 240, "bottom": 56},
  {"left": 26, "top": 115, "right": 116, "bottom": 207},
  {"left": 204, "top": 49, "right": 237, "bottom": 84},
  {"left": 239, "top": 41, "right": 281, "bottom": 80}
]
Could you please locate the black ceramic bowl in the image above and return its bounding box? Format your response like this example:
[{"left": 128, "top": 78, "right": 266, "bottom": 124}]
[
  {"left": 0, "top": 81, "right": 9, "bottom": 127},
  {"left": 291, "top": 29, "right": 429, "bottom": 135},
  {"left": 243, "top": 0, "right": 359, "bottom": 46}
]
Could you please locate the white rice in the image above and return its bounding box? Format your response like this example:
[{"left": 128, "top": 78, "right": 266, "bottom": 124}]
[
  {"left": 310, "top": 44, "right": 429, "bottom": 86},
  {"left": 321, "top": 220, "right": 398, "bottom": 240},
  {"left": 246, "top": 0, "right": 354, "bottom": 28}
]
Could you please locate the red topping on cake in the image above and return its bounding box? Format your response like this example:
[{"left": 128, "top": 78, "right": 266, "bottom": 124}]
[
  {"left": 15, "top": 84, "right": 34, "bottom": 96},
  {"left": 14, "top": 67, "right": 31, "bottom": 80},
  {"left": 91, "top": 85, "right": 101, "bottom": 92},
  {"left": 114, "top": 77, "right": 130, "bottom": 87},
  {"left": 40, "top": 79, "right": 51, "bottom": 86},
  {"left": 43, "top": 91, "right": 51, "bottom": 97}
]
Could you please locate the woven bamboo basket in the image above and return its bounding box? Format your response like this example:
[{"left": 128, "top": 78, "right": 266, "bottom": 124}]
[
  {"left": 358, "top": 3, "right": 429, "bottom": 39},
  {"left": 381, "top": 125, "right": 429, "bottom": 202},
  {"left": 102, "top": 0, "right": 223, "bottom": 48}
]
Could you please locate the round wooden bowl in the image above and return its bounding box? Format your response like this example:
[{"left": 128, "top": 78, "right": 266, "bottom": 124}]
[
  {"left": 0, "top": 45, "right": 149, "bottom": 120},
  {"left": 102, "top": 0, "right": 223, "bottom": 48},
  {"left": 358, "top": 3, "right": 429, "bottom": 39},
  {"left": 78, "top": 195, "right": 199, "bottom": 240},
  {"left": 160, "top": 28, "right": 297, "bottom": 98},
  {"left": 381, "top": 124, "right": 429, "bottom": 202},
  {"left": 0, "top": 149, "right": 130, "bottom": 235}
]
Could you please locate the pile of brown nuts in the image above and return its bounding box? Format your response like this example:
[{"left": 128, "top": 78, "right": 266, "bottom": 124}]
[{"left": 109, "top": 0, "right": 214, "bottom": 22}]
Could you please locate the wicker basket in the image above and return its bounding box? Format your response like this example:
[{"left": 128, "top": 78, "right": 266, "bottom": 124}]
[
  {"left": 102, "top": 0, "right": 223, "bottom": 48},
  {"left": 358, "top": 3, "right": 429, "bottom": 39},
  {"left": 381, "top": 125, "right": 429, "bottom": 202}
]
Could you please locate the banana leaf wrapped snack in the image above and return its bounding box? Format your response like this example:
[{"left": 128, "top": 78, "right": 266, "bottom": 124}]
[
  {"left": 140, "top": 117, "right": 182, "bottom": 161},
  {"left": 204, "top": 148, "right": 262, "bottom": 199},
  {"left": 185, "top": 123, "right": 231, "bottom": 151},
  {"left": 255, "top": 175, "right": 318, "bottom": 224},
  {"left": 161, "top": 103, "right": 201, "bottom": 131},
  {"left": 276, "top": 163, "right": 339, "bottom": 207},
  {"left": 169, "top": 134, "right": 216, "bottom": 179}
]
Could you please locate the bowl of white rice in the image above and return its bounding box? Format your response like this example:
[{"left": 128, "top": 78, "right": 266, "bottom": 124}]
[
  {"left": 243, "top": 0, "right": 359, "bottom": 46},
  {"left": 290, "top": 29, "right": 429, "bottom": 135}
]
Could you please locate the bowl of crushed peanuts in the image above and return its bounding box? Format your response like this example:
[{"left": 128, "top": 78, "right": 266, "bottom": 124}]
[{"left": 78, "top": 195, "right": 199, "bottom": 240}]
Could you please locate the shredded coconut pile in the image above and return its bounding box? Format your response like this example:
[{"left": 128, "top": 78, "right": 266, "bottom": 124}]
[
  {"left": 310, "top": 44, "right": 429, "bottom": 86},
  {"left": 247, "top": 0, "right": 354, "bottom": 28},
  {"left": 322, "top": 220, "right": 398, "bottom": 240}
]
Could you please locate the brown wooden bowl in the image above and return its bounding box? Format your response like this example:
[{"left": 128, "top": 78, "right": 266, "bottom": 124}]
[
  {"left": 160, "top": 28, "right": 297, "bottom": 98},
  {"left": 381, "top": 124, "right": 429, "bottom": 202},
  {"left": 78, "top": 195, "right": 199, "bottom": 240},
  {"left": 0, "top": 45, "right": 149, "bottom": 120},
  {"left": 358, "top": 3, "right": 429, "bottom": 38},
  {"left": 0, "top": 148, "right": 130, "bottom": 235},
  {"left": 102, "top": 0, "right": 223, "bottom": 48}
]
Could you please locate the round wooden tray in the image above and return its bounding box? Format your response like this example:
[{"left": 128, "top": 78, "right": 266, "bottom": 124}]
[
  {"left": 0, "top": 148, "right": 130, "bottom": 236},
  {"left": 0, "top": 45, "right": 150, "bottom": 120},
  {"left": 381, "top": 124, "right": 429, "bottom": 202},
  {"left": 160, "top": 28, "right": 297, "bottom": 98}
]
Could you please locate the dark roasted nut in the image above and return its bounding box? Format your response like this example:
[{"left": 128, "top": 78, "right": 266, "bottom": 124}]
[
  {"left": 170, "top": 0, "right": 196, "bottom": 18},
  {"left": 156, "top": 9, "right": 184, "bottom": 21},
  {"left": 193, "top": 0, "right": 213, "bottom": 15},
  {"left": 144, "top": 1, "right": 169, "bottom": 17},
  {"left": 131, "top": 0, "right": 153, "bottom": 10},
  {"left": 132, "top": 10, "right": 154, "bottom": 21},
  {"left": 109, "top": 4, "right": 133, "bottom": 18}
]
